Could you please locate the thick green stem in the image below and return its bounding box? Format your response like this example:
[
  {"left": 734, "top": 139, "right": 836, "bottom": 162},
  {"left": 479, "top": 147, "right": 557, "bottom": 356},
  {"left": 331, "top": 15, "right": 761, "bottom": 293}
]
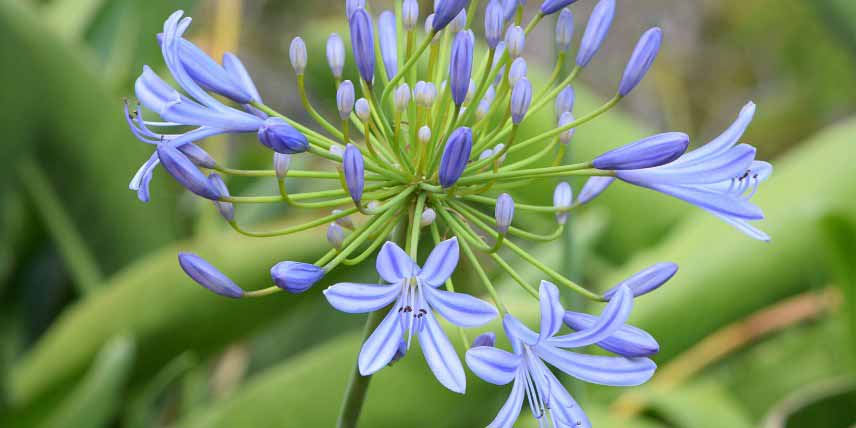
[{"left": 337, "top": 309, "right": 385, "bottom": 428}]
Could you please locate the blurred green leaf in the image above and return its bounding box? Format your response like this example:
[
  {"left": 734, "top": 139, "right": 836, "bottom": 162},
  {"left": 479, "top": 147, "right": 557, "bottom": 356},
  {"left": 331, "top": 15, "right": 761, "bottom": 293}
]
[
  {"left": 763, "top": 377, "right": 856, "bottom": 428},
  {"left": 644, "top": 382, "right": 755, "bottom": 428},
  {"left": 819, "top": 214, "right": 856, "bottom": 367},
  {"left": 122, "top": 352, "right": 197, "bottom": 428}
]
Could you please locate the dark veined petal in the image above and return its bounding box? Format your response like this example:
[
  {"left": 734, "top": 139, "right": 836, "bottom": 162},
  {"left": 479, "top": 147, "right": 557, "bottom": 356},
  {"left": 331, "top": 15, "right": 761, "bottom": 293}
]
[
  {"left": 465, "top": 346, "right": 521, "bottom": 385},
  {"left": 673, "top": 101, "right": 755, "bottom": 165},
  {"left": 503, "top": 314, "right": 539, "bottom": 349},
  {"left": 359, "top": 308, "right": 404, "bottom": 375},
  {"left": 618, "top": 144, "right": 757, "bottom": 186},
  {"left": 376, "top": 241, "right": 417, "bottom": 283},
  {"left": 563, "top": 311, "right": 659, "bottom": 357},
  {"left": 536, "top": 344, "right": 657, "bottom": 386},
  {"left": 423, "top": 286, "right": 498, "bottom": 327},
  {"left": 487, "top": 375, "right": 526, "bottom": 428},
  {"left": 323, "top": 282, "right": 401, "bottom": 313},
  {"left": 548, "top": 285, "right": 633, "bottom": 348},
  {"left": 419, "top": 311, "right": 467, "bottom": 393},
  {"left": 538, "top": 280, "right": 565, "bottom": 341},
  {"left": 602, "top": 262, "right": 678, "bottom": 299},
  {"left": 419, "top": 237, "right": 459, "bottom": 286}
]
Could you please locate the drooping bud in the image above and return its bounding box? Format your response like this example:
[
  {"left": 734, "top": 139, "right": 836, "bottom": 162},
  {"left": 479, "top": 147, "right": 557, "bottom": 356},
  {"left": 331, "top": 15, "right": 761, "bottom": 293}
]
[
  {"left": 394, "top": 83, "right": 412, "bottom": 112},
  {"left": 592, "top": 132, "right": 689, "bottom": 170},
  {"left": 326, "top": 33, "right": 346, "bottom": 79},
  {"left": 555, "top": 8, "right": 574, "bottom": 52},
  {"left": 432, "top": 0, "right": 468, "bottom": 32},
  {"left": 618, "top": 27, "right": 662, "bottom": 97},
  {"left": 258, "top": 117, "right": 310, "bottom": 154},
  {"left": 418, "top": 126, "right": 432, "bottom": 144},
  {"left": 485, "top": 0, "right": 504, "bottom": 48},
  {"left": 576, "top": 0, "right": 615, "bottom": 67},
  {"left": 178, "top": 143, "right": 216, "bottom": 169},
  {"left": 337, "top": 80, "right": 356, "bottom": 120},
  {"left": 504, "top": 25, "right": 525, "bottom": 58},
  {"left": 553, "top": 181, "right": 573, "bottom": 224},
  {"left": 350, "top": 8, "right": 376, "bottom": 84},
  {"left": 178, "top": 252, "right": 244, "bottom": 298},
  {"left": 554, "top": 84, "right": 575, "bottom": 118},
  {"left": 355, "top": 98, "right": 371, "bottom": 122},
  {"left": 510, "top": 77, "right": 532, "bottom": 125},
  {"left": 508, "top": 57, "right": 527, "bottom": 86},
  {"left": 271, "top": 261, "right": 325, "bottom": 293},
  {"left": 564, "top": 311, "right": 659, "bottom": 357},
  {"left": 603, "top": 262, "right": 678, "bottom": 299},
  {"left": 439, "top": 127, "right": 473, "bottom": 188},
  {"left": 449, "top": 30, "right": 475, "bottom": 107},
  {"left": 495, "top": 193, "right": 515, "bottom": 234},
  {"left": 558, "top": 111, "right": 575, "bottom": 145},
  {"left": 403, "top": 0, "right": 420, "bottom": 30},
  {"left": 156, "top": 144, "right": 221, "bottom": 200},
  {"left": 274, "top": 153, "right": 291, "bottom": 180},
  {"left": 343, "top": 144, "right": 365, "bottom": 205},
  {"left": 208, "top": 174, "right": 234, "bottom": 222},
  {"left": 540, "top": 0, "right": 579, "bottom": 15},
  {"left": 289, "top": 37, "right": 308, "bottom": 75},
  {"left": 378, "top": 10, "right": 399, "bottom": 80},
  {"left": 327, "top": 222, "right": 346, "bottom": 249},
  {"left": 450, "top": 9, "right": 468, "bottom": 32},
  {"left": 577, "top": 176, "right": 614, "bottom": 205},
  {"left": 471, "top": 332, "right": 496, "bottom": 348},
  {"left": 420, "top": 208, "right": 437, "bottom": 227}
]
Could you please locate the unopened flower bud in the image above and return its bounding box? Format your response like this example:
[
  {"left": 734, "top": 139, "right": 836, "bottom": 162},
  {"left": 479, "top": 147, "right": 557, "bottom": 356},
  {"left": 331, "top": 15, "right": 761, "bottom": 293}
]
[
  {"left": 274, "top": 153, "right": 291, "bottom": 180},
  {"left": 394, "top": 83, "right": 412, "bottom": 112},
  {"left": 337, "top": 80, "right": 356, "bottom": 120},
  {"left": 619, "top": 27, "right": 662, "bottom": 97},
  {"left": 403, "top": 0, "right": 420, "bottom": 30},
  {"left": 510, "top": 77, "right": 532, "bottom": 125},
  {"left": 378, "top": 10, "right": 399, "bottom": 80},
  {"left": 485, "top": 0, "right": 504, "bottom": 48},
  {"left": 558, "top": 111, "right": 575, "bottom": 145},
  {"left": 555, "top": 85, "right": 575, "bottom": 118},
  {"left": 258, "top": 117, "right": 310, "bottom": 154},
  {"left": 326, "top": 33, "right": 346, "bottom": 79},
  {"left": 289, "top": 37, "right": 307, "bottom": 75},
  {"left": 603, "top": 262, "right": 678, "bottom": 299},
  {"left": 464, "top": 79, "right": 476, "bottom": 105},
  {"left": 367, "top": 200, "right": 381, "bottom": 211},
  {"left": 578, "top": 176, "right": 615, "bottom": 205},
  {"left": 345, "top": 0, "right": 365, "bottom": 18},
  {"left": 179, "top": 252, "right": 244, "bottom": 298},
  {"left": 564, "top": 311, "right": 659, "bottom": 357},
  {"left": 156, "top": 144, "right": 221, "bottom": 200},
  {"left": 433, "top": 0, "right": 467, "bottom": 32},
  {"left": 495, "top": 193, "right": 515, "bottom": 234},
  {"left": 420, "top": 208, "right": 436, "bottom": 227},
  {"left": 450, "top": 9, "right": 467, "bottom": 32},
  {"left": 508, "top": 57, "right": 527, "bottom": 86},
  {"left": 179, "top": 143, "right": 216, "bottom": 168},
  {"left": 479, "top": 148, "right": 494, "bottom": 161},
  {"left": 540, "top": 0, "right": 580, "bottom": 16},
  {"left": 343, "top": 144, "right": 365, "bottom": 205},
  {"left": 330, "top": 144, "right": 345, "bottom": 157},
  {"left": 450, "top": 30, "right": 474, "bottom": 106},
  {"left": 350, "top": 8, "right": 375, "bottom": 84},
  {"left": 555, "top": 8, "right": 574, "bottom": 52},
  {"left": 332, "top": 209, "right": 356, "bottom": 229},
  {"left": 327, "top": 222, "right": 346, "bottom": 249},
  {"left": 418, "top": 126, "right": 432, "bottom": 144},
  {"left": 425, "top": 14, "right": 439, "bottom": 43},
  {"left": 355, "top": 98, "right": 371, "bottom": 122},
  {"left": 577, "top": 0, "right": 615, "bottom": 67},
  {"left": 476, "top": 100, "right": 490, "bottom": 120},
  {"left": 484, "top": 85, "right": 496, "bottom": 103},
  {"left": 439, "top": 127, "right": 473, "bottom": 188},
  {"left": 592, "top": 132, "right": 689, "bottom": 170},
  {"left": 504, "top": 26, "right": 525, "bottom": 58},
  {"left": 271, "top": 261, "right": 325, "bottom": 293},
  {"left": 471, "top": 332, "right": 496, "bottom": 348},
  {"left": 208, "top": 173, "right": 234, "bottom": 221},
  {"left": 492, "top": 143, "right": 507, "bottom": 163},
  {"left": 553, "top": 182, "right": 573, "bottom": 224}
]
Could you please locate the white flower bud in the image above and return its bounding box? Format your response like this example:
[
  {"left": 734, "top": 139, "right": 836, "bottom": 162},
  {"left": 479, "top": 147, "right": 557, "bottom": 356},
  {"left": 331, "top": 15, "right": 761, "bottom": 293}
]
[
  {"left": 559, "top": 111, "right": 576, "bottom": 145},
  {"left": 332, "top": 209, "right": 356, "bottom": 229},
  {"left": 420, "top": 208, "right": 436, "bottom": 227},
  {"left": 289, "top": 37, "right": 307, "bottom": 75},
  {"left": 402, "top": 0, "right": 419, "bottom": 30},
  {"left": 355, "top": 98, "right": 371, "bottom": 122},
  {"left": 327, "top": 223, "right": 345, "bottom": 249},
  {"left": 493, "top": 143, "right": 507, "bottom": 163},
  {"left": 508, "top": 57, "right": 527, "bottom": 86},
  {"left": 326, "top": 33, "right": 345, "bottom": 79},
  {"left": 479, "top": 148, "right": 494, "bottom": 160},
  {"left": 274, "top": 153, "right": 291, "bottom": 179},
  {"left": 553, "top": 182, "right": 573, "bottom": 224},
  {"left": 330, "top": 144, "right": 345, "bottom": 157},
  {"left": 394, "top": 83, "right": 411, "bottom": 112},
  {"left": 418, "top": 126, "right": 432, "bottom": 144},
  {"left": 504, "top": 26, "right": 525, "bottom": 58},
  {"left": 464, "top": 79, "right": 476, "bottom": 105}
]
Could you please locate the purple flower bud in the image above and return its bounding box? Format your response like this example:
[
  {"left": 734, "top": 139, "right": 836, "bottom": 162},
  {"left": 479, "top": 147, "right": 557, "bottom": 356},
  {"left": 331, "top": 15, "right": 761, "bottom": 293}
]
[
  {"left": 346, "top": 0, "right": 365, "bottom": 18},
  {"left": 540, "top": 0, "right": 579, "bottom": 15},
  {"left": 273, "top": 153, "right": 291, "bottom": 180},
  {"left": 558, "top": 111, "right": 575, "bottom": 144},
  {"left": 495, "top": 193, "right": 515, "bottom": 234},
  {"left": 289, "top": 37, "right": 307, "bottom": 75},
  {"left": 333, "top": 209, "right": 356, "bottom": 229},
  {"left": 156, "top": 144, "right": 221, "bottom": 200},
  {"left": 403, "top": 0, "right": 420, "bottom": 30},
  {"left": 576, "top": 0, "right": 615, "bottom": 67},
  {"left": 179, "top": 252, "right": 244, "bottom": 298},
  {"left": 484, "top": 0, "right": 504, "bottom": 48},
  {"left": 618, "top": 27, "right": 662, "bottom": 96},
  {"left": 471, "top": 332, "right": 496, "bottom": 348},
  {"left": 592, "top": 132, "right": 689, "bottom": 170},
  {"left": 553, "top": 181, "right": 573, "bottom": 224},
  {"left": 439, "top": 127, "right": 473, "bottom": 188},
  {"left": 555, "top": 8, "right": 574, "bottom": 52},
  {"left": 554, "top": 84, "right": 575, "bottom": 118},
  {"left": 208, "top": 174, "right": 234, "bottom": 221},
  {"left": 510, "top": 77, "right": 532, "bottom": 124},
  {"left": 178, "top": 143, "right": 216, "bottom": 169},
  {"left": 355, "top": 98, "right": 371, "bottom": 122},
  {"left": 425, "top": 14, "right": 438, "bottom": 41},
  {"left": 327, "top": 222, "right": 346, "bottom": 249},
  {"left": 433, "top": 0, "right": 468, "bottom": 32},
  {"left": 449, "top": 30, "right": 474, "bottom": 106},
  {"left": 326, "top": 33, "right": 346, "bottom": 79},
  {"left": 564, "top": 311, "right": 659, "bottom": 357},
  {"left": 450, "top": 9, "right": 468, "bottom": 32},
  {"left": 378, "top": 11, "right": 399, "bottom": 80},
  {"left": 504, "top": 25, "right": 525, "bottom": 58},
  {"left": 502, "top": 0, "right": 518, "bottom": 22},
  {"left": 577, "top": 176, "right": 614, "bottom": 205},
  {"left": 603, "top": 262, "right": 678, "bottom": 299},
  {"left": 350, "top": 8, "right": 376, "bottom": 84},
  {"left": 258, "top": 117, "right": 310, "bottom": 154},
  {"left": 337, "top": 80, "right": 356, "bottom": 120},
  {"left": 343, "top": 144, "right": 365, "bottom": 205},
  {"left": 508, "top": 57, "right": 527, "bottom": 86},
  {"left": 271, "top": 261, "right": 325, "bottom": 293},
  {"left": 420, "top": 208, "right": 437, "bottom": 227}
]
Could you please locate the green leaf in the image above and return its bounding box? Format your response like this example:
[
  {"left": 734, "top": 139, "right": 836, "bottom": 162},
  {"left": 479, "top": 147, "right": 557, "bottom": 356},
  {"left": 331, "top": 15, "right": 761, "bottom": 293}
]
[
  {"left": 644, "top": 382, "right": 756, "bottom": 428},
  {"left": 819, "top": 213, "right": 856, "bottom": 368}
]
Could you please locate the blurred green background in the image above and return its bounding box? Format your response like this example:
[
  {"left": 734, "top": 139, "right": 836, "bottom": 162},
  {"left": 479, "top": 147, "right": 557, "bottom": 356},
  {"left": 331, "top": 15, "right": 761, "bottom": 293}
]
[{"left": 1, "top": 0, "right": 855, "bottom": 427}]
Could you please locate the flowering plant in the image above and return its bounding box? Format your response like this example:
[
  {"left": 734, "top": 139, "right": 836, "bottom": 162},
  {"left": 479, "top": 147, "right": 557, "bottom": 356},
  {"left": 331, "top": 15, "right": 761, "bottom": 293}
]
[{"left": 124, "top": 0, "right": 770, "bottom": 426}]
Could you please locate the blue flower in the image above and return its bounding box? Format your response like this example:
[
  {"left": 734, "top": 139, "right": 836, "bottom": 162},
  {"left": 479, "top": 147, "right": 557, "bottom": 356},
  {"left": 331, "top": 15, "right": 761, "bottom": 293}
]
[
  {"left": 615, "top": 102, "right": 772, "bottom": 241},
  {"left": 466, "top": 281, "right": 655, "bottom": 428},
  {"left": 324, "top": 238, "right": 498, "bottom": 393}
]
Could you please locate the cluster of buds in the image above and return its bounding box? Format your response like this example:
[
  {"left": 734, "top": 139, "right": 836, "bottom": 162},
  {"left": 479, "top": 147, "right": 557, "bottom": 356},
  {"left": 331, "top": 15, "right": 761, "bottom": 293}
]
[{"left": 124, "top": 1, "right": 771, "bottom": 426}]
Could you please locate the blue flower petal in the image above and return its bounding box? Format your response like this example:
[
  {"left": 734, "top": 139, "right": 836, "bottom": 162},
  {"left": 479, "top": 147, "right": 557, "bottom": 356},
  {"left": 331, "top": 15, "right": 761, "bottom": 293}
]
[
  {"left": 419, "top": 237, "right": 460, "bottom": 287},
  {"left": 542, "top": 366, "right": 591, "bottom": 428},
  {"left": 535, "top": 344, "right": 656, "bottom": 386},
  {"left": 641, "top": 182, "right": 764, "bottom": 220},
  {"left": 358, "top": 308, "right": 403, "bottom": 375},
  {"left": 618, "top": 144, "right": 756, "bottom": 186},
  {"left": 538, "top": 281, "right": 565, "bottom": 342},
  {"left": 376, "top": 241, "right": 416, "bottom": 283},
  {"left": 465, "top": 346, "right": 521, "bottom": 385},
  {"left": 130, "top": 153, "right": 159, "bottom": 202},
  {"left": 487, "top": 375, "right": 525, "bottom": 428},
  {"left": 548, "top": 285, "right": 632, "bottom": 348},
  {"left": 323, "top": 282, "right": 401, "bottom": 313},
  {"left": 563, "top": 311, "right": 660, "bottom": 357},
  {"left": 503, "top": 314, "right": 539, "bottom": 349},
  {"left": 222, "top": 52, "right": 262, "bottom": 103},
  {"left": 674, "top": 101, "right": 755, "bottom": 165},
  {"left": 418, "top": 311, "right": 467, "bottom": 393},
  {"left": 710, "top": 211, "right": 770, "bottom": 242},
  {"left": 423, "top": 286, "right": 497, "bottom": 327}
]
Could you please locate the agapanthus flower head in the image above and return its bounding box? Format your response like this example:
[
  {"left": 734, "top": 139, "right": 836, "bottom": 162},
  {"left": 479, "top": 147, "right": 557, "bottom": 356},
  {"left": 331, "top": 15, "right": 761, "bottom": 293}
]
[
  {"left": 593, "top": 132, "right": 689, "bottom": 170},
  {"left": 271, "top": 261, "right": 326, "bottom": 293},
  {"left": 378, "top": 10, "right": 399, "bottom": 80},
  {"left": 439, "top": 127, "right": 473, "bottom": 188},
  {"left": 326, "top": 33, "right": 346, "bottom": 79},
  {"left": 619, "top": 27, "right": 663, "bottom": 96},
  {"left": 349, "top": 7, "right": 375, "bottom": 84},
  {"left": 179, "top": 252, "right": 244, "bottom": 298},
  {"left": 257, "top": 117, "right": 310, "bottom": 154},
  {"left": 577, "top": 0, "right": 615, "bottom": 67},
  {"left": 289, "top": 37, "right": 308, "bottom": 75},
  {"left": 450, "top": 30, "right": 475, "bottom": 106},
  {"left": 555, "top": 8, "right": 574, "bottom": 52},
  {"left": 337, "top": 80, "right": 356, "bottom": 120}
]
